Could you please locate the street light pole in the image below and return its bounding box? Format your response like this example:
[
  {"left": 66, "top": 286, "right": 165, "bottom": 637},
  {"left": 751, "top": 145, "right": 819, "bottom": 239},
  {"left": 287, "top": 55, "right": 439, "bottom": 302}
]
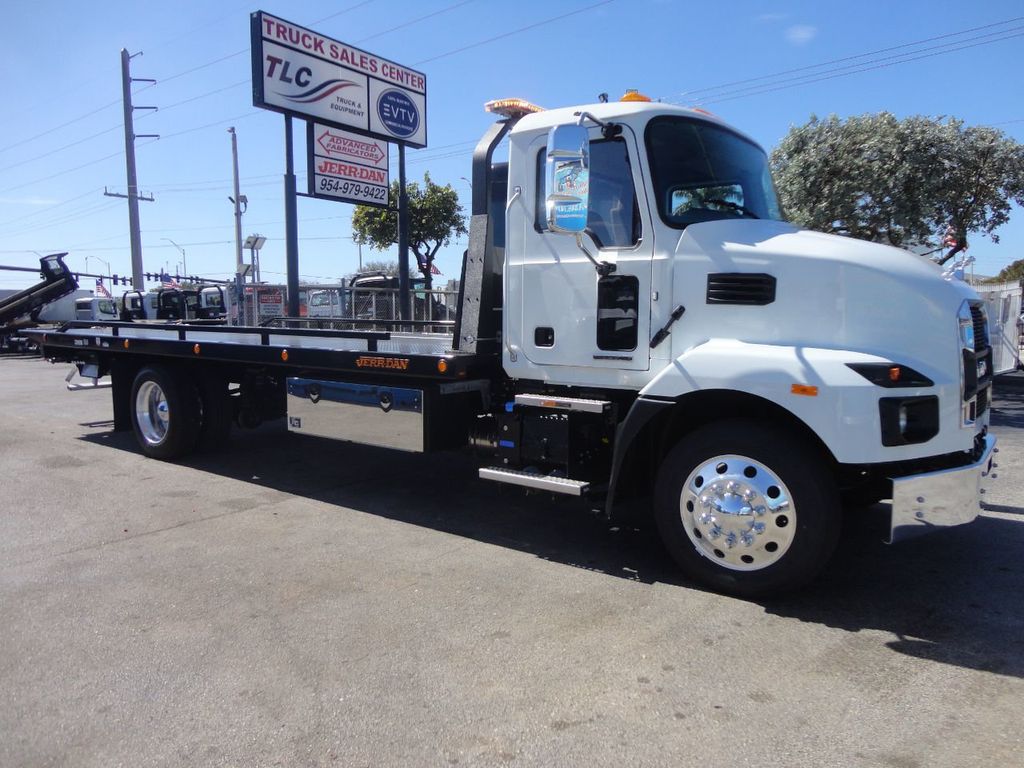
[
  {"left": 162, "top": 238, "right": 186, "bottom": 279},
  {"left": 85, "top": 256, "right": 111, "bottom": 290},
  {"left": 228, "top": 127, "right": 244, "bottom": 277}
]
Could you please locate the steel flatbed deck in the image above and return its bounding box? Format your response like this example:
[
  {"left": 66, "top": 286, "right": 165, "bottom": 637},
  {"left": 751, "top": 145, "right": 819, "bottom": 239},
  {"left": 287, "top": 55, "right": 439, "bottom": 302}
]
[{"left": 32, "top": 320, "right": 495, "bottom": 381}]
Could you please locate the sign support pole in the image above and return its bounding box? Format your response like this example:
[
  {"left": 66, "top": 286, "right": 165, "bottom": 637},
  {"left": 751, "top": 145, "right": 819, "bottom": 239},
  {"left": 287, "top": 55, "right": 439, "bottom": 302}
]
[
  {"left": 284, "top": 115, "right": 300, "bottom": 317},
  {"left": 398, "top": 143, "right": 411, "bottom": 322}
]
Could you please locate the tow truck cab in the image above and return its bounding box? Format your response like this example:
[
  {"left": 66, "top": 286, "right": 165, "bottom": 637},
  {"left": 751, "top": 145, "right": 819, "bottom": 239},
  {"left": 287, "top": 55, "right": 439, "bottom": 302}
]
[
  {"left": 75, "top": 296, "right": 119, "bottom": 322},
  {"left": 119, "top": 286, "right": 228, "bottom": 322}
]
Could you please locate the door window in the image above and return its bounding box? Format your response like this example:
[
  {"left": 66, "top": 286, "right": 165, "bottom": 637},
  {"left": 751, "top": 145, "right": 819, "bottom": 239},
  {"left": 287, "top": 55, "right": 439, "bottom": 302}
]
[
  {"left": 596, "top": 275, "right": 639, "bottom": 350},
  {"left": 535, "top": 139, "right": 640, "bottom": 248}
]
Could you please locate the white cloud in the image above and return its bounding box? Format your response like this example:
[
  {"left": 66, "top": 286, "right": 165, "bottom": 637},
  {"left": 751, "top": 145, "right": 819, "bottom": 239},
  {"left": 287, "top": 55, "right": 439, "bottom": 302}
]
[
  {"left": 0, "top": 196, "right": 57, "bottom": 206},
  {"left": 785, "top": 25, "right": 818, "bottom": 45}
]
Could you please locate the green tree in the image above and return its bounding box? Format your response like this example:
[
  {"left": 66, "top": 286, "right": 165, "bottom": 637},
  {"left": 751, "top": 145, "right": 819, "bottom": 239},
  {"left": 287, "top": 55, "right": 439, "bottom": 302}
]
[
  {"left": 770, "top": 113, "right": 1024, "bottom": 263},
  {"left": 351, "top": 173, "right": 467, "bottom": 289},
  {"left": 993, "top": 258, "right": 1024, "bottom": 283}
]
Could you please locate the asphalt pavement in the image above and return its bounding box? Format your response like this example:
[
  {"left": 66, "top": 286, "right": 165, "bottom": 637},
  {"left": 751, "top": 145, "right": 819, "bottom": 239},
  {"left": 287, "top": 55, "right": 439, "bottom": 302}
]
[{"left": 1, "top": 355, "right": 1022, "bottom": 768}]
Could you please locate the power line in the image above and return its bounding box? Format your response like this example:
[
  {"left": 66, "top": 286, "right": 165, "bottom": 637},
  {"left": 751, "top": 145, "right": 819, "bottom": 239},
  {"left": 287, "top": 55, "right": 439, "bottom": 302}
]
[
  {"left": 0, "top": 188, "right": 103, "bottom": 229},
  {"left": 135, "top": 2, "right": 379, "bottom": 93},
  {"left": 155, "top": 111, "right": 260, "bottom": 141},
  {"left": 414, "top": 0, "right": 617, "bottom": 65},
  {"left": 0, "top": 98, "right": 122, "bottom": 157},
  {"left": 311, "top": 0, "right": 376, "bottom": 25},
  {"left": 142, "top": 50, "right": 247, "bottom": 89},
  {"left": 678, "top": 15, "right": 1024, "bottom": 100},
  {"left": 0, "top": 123, "right": 123, "bottom": 175},
  {"left": 144, "top": 79, "right": 248, "bottom": 114},
  {"left": 0, "top": 147, "right": 131, "bottom": 196},
  {"left": 1, "top": 201, "right": 123, "bottom": 240},
  {"left": 142, "top": 1, "right": 255, "bottom": 55},
  {"left": 356, "top": 0, "right": 477, "bottom": 43},
  {"left": 694, "top": 29, "right": 1024, "bottom": 106}
]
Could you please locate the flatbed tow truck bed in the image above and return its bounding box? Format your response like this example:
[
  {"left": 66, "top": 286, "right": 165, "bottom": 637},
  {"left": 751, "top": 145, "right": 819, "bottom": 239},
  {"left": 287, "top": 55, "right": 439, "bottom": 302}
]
[{"left": 32, "top": 320, "right": 494, "bottom": 381}]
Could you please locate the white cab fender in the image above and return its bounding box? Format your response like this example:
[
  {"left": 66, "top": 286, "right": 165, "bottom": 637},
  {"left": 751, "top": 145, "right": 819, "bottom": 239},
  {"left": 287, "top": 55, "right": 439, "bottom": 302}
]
[{"left": 639, "top": 339, "right": 965, "bottom": 465}]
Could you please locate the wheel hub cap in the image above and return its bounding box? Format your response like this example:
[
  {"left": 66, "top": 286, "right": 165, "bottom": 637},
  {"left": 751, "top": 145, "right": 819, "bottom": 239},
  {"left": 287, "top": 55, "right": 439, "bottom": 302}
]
[
  {"left": 135, "top": 381, "right": 169, "bottom": 446},
  {"left": 681, "top": 455, "right": 796, "bottom": 571}
]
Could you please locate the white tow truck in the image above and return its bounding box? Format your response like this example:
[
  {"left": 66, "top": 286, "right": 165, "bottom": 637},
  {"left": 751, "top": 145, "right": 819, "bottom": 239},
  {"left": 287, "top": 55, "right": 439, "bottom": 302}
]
[{"left": 33, "top": 94, "right": 996, "bottom": 596}]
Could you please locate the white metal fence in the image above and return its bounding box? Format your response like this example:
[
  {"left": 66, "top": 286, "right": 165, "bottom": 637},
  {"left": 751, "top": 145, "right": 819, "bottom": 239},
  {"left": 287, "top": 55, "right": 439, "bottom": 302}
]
[{"left": 976, "top": 281, "right": 1022, "bottom": 374}]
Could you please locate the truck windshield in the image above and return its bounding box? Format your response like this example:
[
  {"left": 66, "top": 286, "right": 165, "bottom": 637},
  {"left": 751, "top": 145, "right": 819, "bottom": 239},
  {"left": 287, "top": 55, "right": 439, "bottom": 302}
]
[{"left": 645, "top": 116, "right": 783, "bottom": 228}]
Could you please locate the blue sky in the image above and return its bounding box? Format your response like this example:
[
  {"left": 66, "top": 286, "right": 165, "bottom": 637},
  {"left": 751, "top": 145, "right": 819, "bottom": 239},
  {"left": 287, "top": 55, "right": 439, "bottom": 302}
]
[{"left": 1, "top": 0, "right": 1022, "bottom": 290}]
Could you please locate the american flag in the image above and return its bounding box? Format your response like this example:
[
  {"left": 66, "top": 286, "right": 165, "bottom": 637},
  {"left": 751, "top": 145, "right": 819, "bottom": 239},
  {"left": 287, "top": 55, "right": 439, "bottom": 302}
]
[
  {"left": 95, "top": 278, "right": 112, "bottom": 299},
  {"left": 160, "top": 271, "right": 180, "bottom": 289},
  {"left": 430, "top": 262, "right": 441, "bottom": 275}
]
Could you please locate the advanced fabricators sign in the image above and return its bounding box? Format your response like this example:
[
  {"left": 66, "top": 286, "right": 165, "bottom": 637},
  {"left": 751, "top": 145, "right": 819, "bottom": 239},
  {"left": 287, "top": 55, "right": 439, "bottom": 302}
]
[
  {"left": 307, "top": 122, "right": 389, "bottom": 207},
  {"left": 251, "top": 11, "right": 427, "bottom": 148}
]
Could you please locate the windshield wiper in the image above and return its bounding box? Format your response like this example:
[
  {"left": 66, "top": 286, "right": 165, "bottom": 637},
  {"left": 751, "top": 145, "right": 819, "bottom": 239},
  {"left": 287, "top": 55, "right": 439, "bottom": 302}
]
[{"left": 705, "top": 198, "right": 759, "bottom": 219}]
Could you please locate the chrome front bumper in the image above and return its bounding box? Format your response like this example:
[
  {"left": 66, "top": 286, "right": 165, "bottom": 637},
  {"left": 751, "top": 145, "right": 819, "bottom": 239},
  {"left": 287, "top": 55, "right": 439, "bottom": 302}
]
[{"left": 888, "top": 435, "right": 996, "bottom": 543}]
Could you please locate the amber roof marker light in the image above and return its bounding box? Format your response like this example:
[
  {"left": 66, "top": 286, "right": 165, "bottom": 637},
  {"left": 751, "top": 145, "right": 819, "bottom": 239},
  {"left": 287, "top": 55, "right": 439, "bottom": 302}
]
[{"left": 620, "top": 89, "right": 652, "bottom": 102}]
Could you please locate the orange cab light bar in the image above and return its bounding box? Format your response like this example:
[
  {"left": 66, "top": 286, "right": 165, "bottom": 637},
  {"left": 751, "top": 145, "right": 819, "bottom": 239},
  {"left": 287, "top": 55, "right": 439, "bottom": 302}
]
[{"left": 620, "top": 89, "right": 652, "bottom": 102}]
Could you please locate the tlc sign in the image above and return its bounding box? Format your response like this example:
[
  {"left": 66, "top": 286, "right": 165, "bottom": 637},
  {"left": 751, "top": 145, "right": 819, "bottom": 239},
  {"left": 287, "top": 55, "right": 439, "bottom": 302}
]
[{"left": 251, "top": 10, "right": 427, "bottom": 148}]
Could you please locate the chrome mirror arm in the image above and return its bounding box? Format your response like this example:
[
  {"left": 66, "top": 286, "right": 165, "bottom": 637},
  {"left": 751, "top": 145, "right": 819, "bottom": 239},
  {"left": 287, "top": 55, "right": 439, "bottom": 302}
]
[{"left": 574, "top": 234, "right": 616, "bottom": 277}]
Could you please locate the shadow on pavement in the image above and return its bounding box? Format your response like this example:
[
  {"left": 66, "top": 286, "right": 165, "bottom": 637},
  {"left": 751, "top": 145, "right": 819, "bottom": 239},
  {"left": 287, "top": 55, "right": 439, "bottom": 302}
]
[
  {"left": 80, "top": 420, "right": 1024, "bottom": 680},
  {"left": 991, "top": 372, "right": 1024, "bottom": 429},
  {"left": 761, "top": 505, "right": 1024, "bottom": 679}
]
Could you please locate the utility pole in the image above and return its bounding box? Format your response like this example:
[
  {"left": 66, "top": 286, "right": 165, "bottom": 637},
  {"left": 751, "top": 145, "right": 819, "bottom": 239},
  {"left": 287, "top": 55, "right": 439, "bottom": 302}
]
[
  {"left": 107, "top": 49, "right": 157, "bottom": 290},
  {"left": 228, "top": 127, "right": 244, "bottom": 276}
]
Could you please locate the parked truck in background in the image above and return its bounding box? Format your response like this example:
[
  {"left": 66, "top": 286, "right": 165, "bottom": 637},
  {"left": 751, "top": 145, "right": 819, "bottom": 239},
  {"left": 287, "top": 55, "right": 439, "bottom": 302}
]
[
  {"left": 30, "top": 95, "right": 996, "bottom": 596},
  {"left": 0, "top": 254, "right": 80, "bottom": 352},
  {"left": 120, "top": 285, "right": 230, "bottom": 322}
]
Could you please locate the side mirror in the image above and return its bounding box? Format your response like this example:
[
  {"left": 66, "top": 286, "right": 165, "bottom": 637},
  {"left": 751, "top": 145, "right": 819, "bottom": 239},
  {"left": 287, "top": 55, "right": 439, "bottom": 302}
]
[{"left": 545, "top": 124, "right": 590, "bottom": 234}]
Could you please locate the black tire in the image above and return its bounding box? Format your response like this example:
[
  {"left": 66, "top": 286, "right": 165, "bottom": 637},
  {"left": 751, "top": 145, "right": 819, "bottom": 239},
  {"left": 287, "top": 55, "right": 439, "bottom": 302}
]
[
  {"left": 196, "top": 370, "right": 232, "bottom": 452},
  {"left": 654, "top": 419, "right": 840, "bottom": 598},
  {"left": 129, "top": 365, "right": 201, "bottom": 460}
]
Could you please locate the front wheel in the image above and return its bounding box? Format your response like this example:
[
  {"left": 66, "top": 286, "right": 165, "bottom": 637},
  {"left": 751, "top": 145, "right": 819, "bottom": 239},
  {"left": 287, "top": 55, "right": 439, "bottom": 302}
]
[{"left": 654, "top": 420, "right": 840, "bottom": 597}]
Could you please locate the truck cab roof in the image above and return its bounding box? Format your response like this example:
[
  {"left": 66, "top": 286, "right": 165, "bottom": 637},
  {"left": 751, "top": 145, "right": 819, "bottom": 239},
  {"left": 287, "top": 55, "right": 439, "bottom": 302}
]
[{"left": 510, "top": 100, "right": 760, "bottom": 148}]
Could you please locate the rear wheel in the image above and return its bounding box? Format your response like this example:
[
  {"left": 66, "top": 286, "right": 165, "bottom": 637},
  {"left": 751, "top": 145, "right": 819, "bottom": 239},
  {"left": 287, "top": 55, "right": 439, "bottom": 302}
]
[
  {"left": 654, "top": 420, "right": 840, "bottom": 597},
  {"left": 130, "top": 365, "right": 201, "bottom": 460}
]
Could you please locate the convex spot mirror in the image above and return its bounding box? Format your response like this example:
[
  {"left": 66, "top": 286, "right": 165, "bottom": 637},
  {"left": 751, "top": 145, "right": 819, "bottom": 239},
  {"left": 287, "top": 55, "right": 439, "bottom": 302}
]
[{"left": 545, "top": 124, "right": 590, "bottom": 234}]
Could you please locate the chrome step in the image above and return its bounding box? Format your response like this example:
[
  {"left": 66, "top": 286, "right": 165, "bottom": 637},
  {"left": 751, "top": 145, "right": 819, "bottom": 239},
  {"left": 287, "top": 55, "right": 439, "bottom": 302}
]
[
  {"left": 513, "top": 394, "right": 611, "bottom": 413},
  {"left": 479, "top": 467, "right": 590, "bottom": 496}
]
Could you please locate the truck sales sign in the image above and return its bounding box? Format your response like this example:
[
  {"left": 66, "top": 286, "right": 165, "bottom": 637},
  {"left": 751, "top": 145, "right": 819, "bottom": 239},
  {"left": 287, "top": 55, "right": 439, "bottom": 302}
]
[
  {"left": 251, "top": 11, "right": 427, "bottom": 148},
  {"left": 307, "top": 123, "right": 389, "bottom": 207}
]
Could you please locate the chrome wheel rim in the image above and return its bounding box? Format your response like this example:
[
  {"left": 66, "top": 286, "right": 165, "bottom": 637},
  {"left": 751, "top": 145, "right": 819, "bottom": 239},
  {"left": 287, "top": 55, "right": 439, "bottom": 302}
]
[
  {"left": 679, "top": 454, "right": 796, "bottom": 571},
  {"left": 135, "top": 380, "right": 170, "bottom": 446}
]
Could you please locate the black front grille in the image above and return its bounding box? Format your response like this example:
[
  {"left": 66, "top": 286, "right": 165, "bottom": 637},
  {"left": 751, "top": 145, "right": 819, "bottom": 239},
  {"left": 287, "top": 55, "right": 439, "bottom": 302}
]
[
  {"left": 970, "top": 303, "right": 987, "bottom": 351},
  {"left": 977, "top": 385, "right": 989, "bottom": 417},
  {"left": 706, "top": 273, "right": 776, "bottom": 305}
]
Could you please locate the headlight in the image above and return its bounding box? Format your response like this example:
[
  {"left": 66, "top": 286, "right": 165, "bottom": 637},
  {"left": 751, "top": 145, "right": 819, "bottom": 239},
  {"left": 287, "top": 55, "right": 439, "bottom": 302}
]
[
  {"left": 957, "top": 300, "right": 975, "bottom": 351},
  {"left": 879, "top": 396, "right": 939, "bottom": 446}
]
